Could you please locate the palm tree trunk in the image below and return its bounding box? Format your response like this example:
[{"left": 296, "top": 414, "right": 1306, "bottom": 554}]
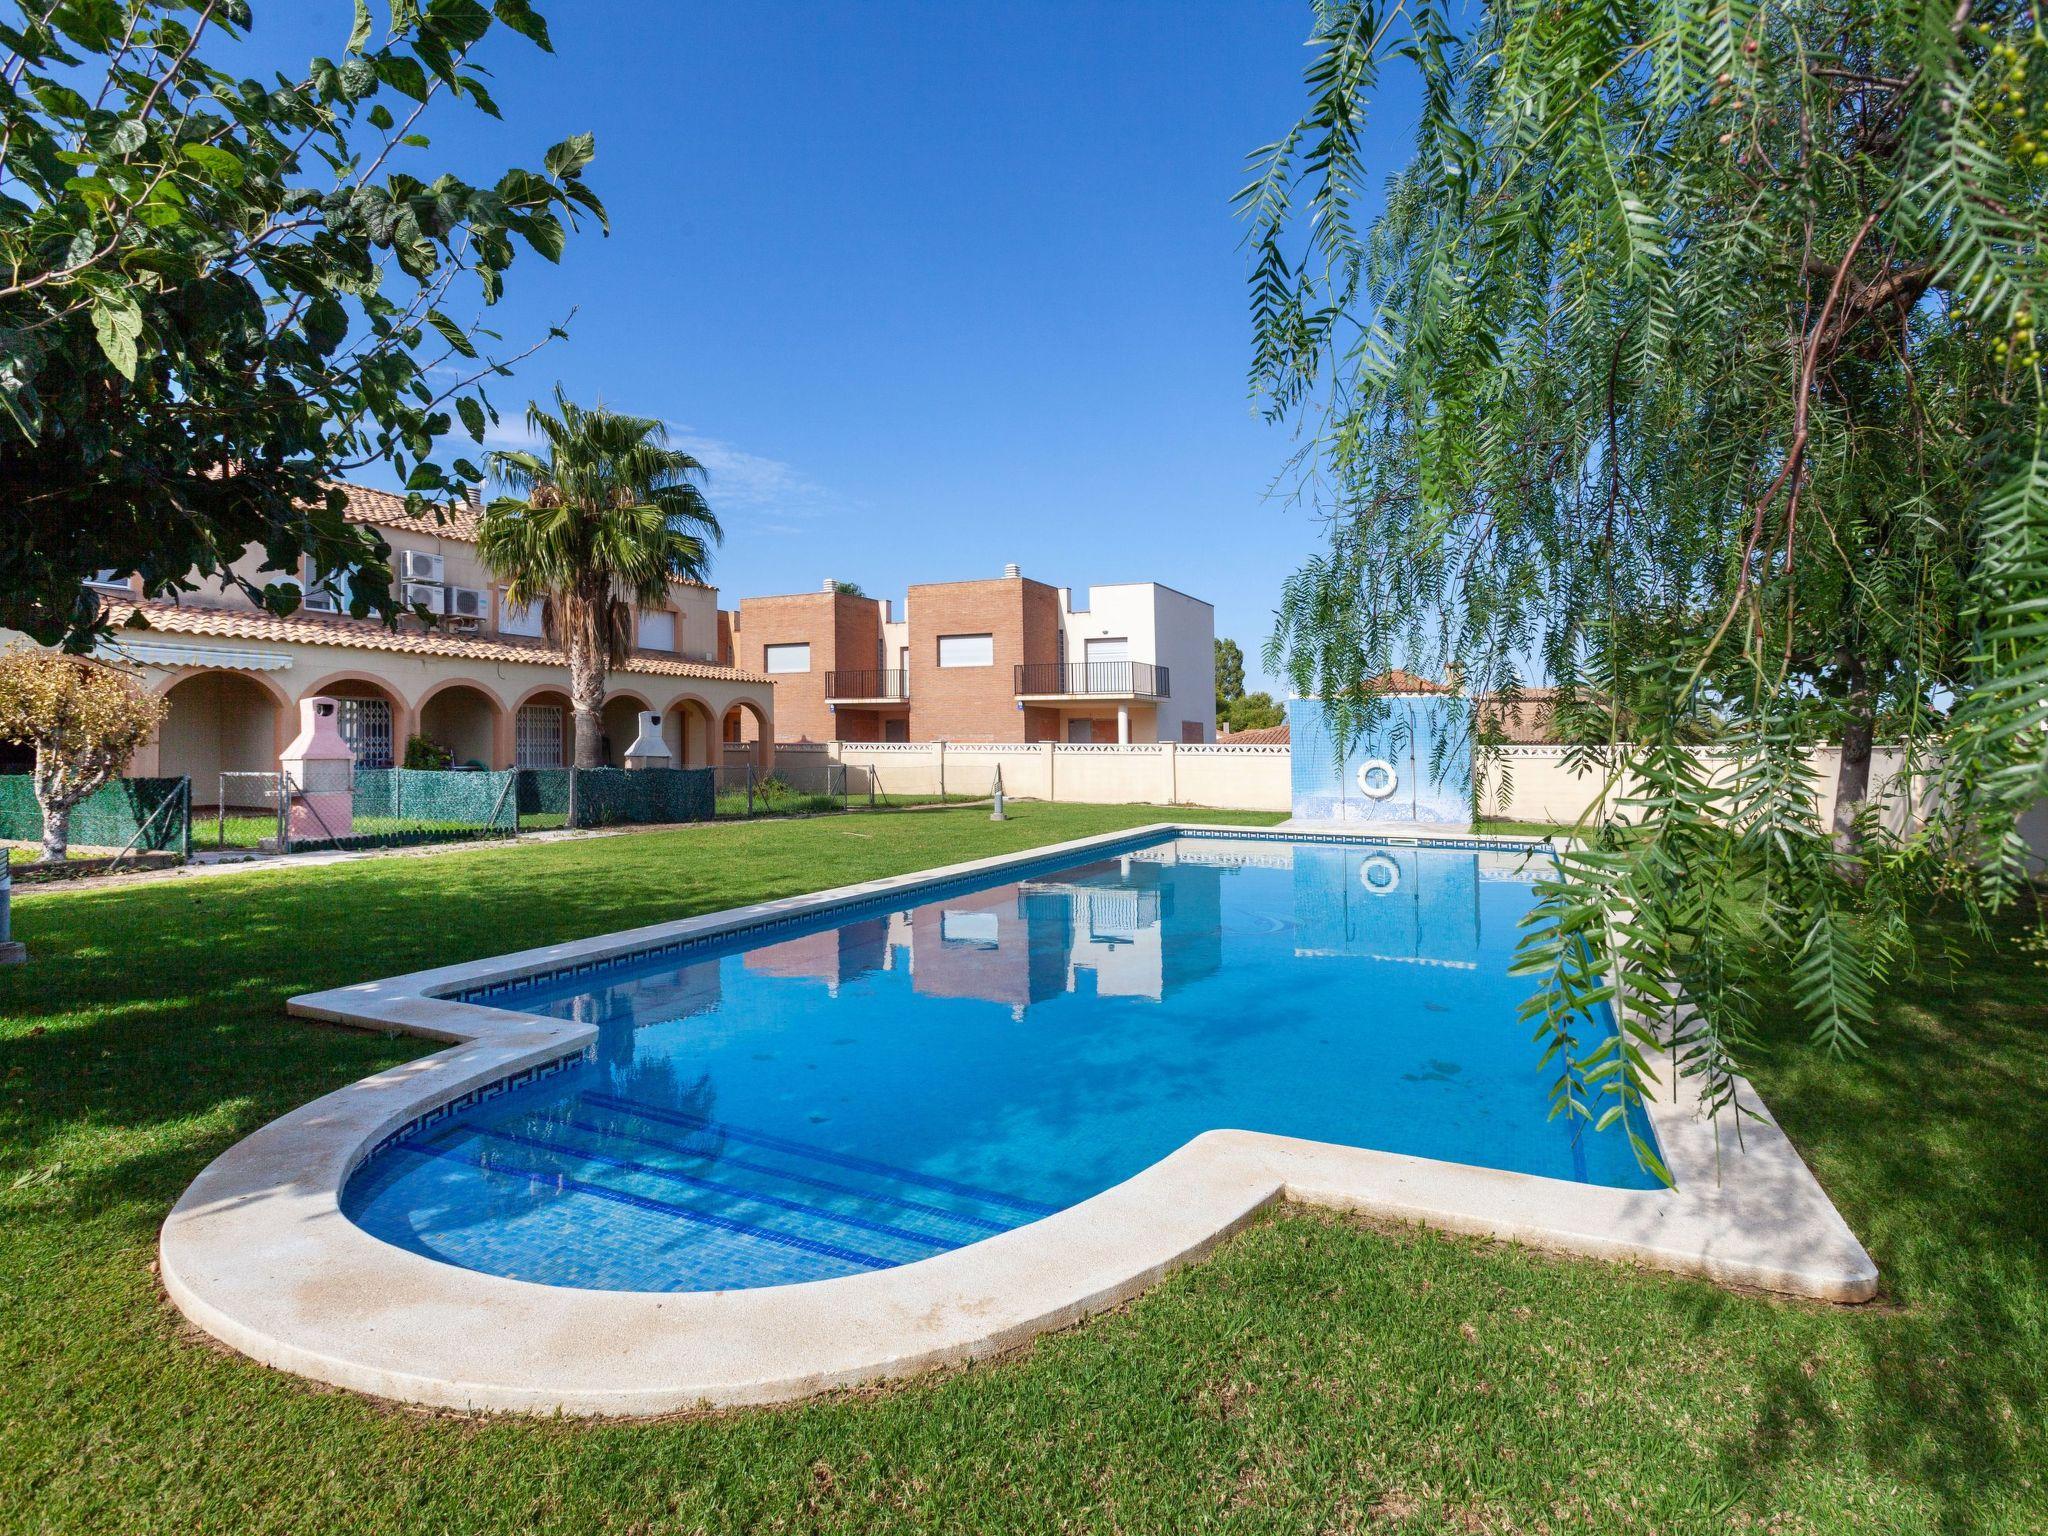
[{"left": 569, "top": 586, "right": 608, "bottom": 768}]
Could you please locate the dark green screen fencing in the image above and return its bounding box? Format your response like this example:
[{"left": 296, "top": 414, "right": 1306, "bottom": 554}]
[
  {"left": 286, "top": 768, "right": 520, "bottom": 853},
  {"left": 519, "top": 766, "right": 714, "bottom": 829},
  {"left": 0, "top": 775, "right": 190, "bottom": 854}
]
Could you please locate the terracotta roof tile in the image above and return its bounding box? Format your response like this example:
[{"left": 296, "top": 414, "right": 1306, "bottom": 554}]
[
  {"left": 1216, "top": 722, "right": 1290, "bottom": 745},
  {"left": 331, "top": 482, "right": 713, "bottom": 589},
  {"left": 335, "top": 481, "right": 483, "bottom": 542},
  {"left": 105, "top": 600, "right": 771, "bottom": 684}
]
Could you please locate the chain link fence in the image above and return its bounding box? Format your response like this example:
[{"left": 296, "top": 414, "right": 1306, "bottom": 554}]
[
  {"left": 712, "top": 762, "right": 853, "bottom": 818},
  {"left": 194, "top": 759, "right": 880, "bottom": 854},
  {"left": 212, "top": 769, "right": 519, "bottom": 852}
]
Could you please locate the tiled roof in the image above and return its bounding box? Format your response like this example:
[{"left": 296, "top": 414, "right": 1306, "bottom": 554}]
[
  {"left": 1367, "top": 669, "right": 1454, "bottom": 695},
  {"left": 332, "top": 481, "right": 710, "bottom": 588},
  {"left": 104, "top": 600, "right": 771, "bottom": 684},
  {"left": 1472, "top": 686, "right": 1619, "bottom": 745},
  {"left": 336, "top": 481, "right": 483, "bottom": 542},
  {"left": 1217, "top": 722, "right": 1290, "bottom": 745}
]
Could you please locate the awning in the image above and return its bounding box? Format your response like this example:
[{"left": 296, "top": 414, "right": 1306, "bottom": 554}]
[{"left": 92, "top": 639, "right": 294, "bottom": 672}]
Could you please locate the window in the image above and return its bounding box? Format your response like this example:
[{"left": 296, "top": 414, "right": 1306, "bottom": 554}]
[
  {"left": 638, "top": 608, "right": 677, "bottom": 651},
  {"left": 499, "top": 593, "right": 544, "bottom": 638},
  {"left": 86, "top": 569, "right": 131, "bottom": 592},
  {"left": 301, "top": 561, "right": 354, "bottom": 613},
  {"left": 940, "top": 909, "right": 1000, "bottom": 947},
  {"left": 516, "top": 704, "right": 564, "bottom": 767},
  {"left": 937, "top": 633, "right": 993, "bottom": 668},
  {"left": 764, "top": 643, "right": 811, "bottom": 673}
]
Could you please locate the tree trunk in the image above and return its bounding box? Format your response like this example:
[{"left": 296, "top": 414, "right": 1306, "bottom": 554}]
[
  {"left": 1832, "top": 647, "right": 1875, "bottom": 864},
  {"left": 568, "top": 590, "right": 607, "bottom": 769},
  {"left": 33, "top": 744, "right": 71, "bottom": 864}
]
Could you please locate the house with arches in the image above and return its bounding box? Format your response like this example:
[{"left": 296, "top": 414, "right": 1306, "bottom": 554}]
[{"left": 55, "top": 484, "right": 774, "bottom": 798}]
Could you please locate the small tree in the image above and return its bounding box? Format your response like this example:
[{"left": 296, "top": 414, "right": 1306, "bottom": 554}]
[
  {"left": 0, "top": 650, "right": 166, "bottom": 863},
  {"left": 1215, "top": 638, "right": 1247, "bottom": 711}
]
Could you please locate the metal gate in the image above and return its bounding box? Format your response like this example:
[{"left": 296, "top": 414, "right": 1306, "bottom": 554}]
[
  {"left": 516, "top": 704, "right": 565, "bottom": 767},
  {"left": 337, "top": 697, "right": 394, "bottom": 768}
]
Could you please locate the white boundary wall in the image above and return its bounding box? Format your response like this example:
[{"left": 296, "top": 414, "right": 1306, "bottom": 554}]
[
  {"left": 1475, "top": 744, "right": 1930, "bottom": 832},
  {"left": 765, "top": 739, "right": 2036, "bottom": 845},
  {"left": 803, "top": 741, "right": 1292, "bottom": 812}
]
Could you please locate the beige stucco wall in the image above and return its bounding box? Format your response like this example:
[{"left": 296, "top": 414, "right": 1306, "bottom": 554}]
[
  {"left": 1474, "top": 745, "right": 1931, "bottom": 833},
  {"left": 105, "top": 633, "right": 771, "bottom": 779},
  {"left": 820, "top": 741, "right": 1290, "bottom": 811}
]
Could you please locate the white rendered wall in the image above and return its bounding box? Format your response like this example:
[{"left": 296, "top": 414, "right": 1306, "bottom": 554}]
[
  {"left": 1058, "top": 583, "right": 1216, "bottom": 743},
  {"left": 824, "top": 740, "right": 1289, "bottom": 811}
]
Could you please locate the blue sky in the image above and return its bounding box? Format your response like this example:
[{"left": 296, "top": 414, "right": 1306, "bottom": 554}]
[{"left": 237, "top": 4, "right": 1424, "bottom": 692}]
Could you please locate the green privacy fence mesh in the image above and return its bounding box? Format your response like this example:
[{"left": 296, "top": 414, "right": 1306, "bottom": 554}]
[
  {"left": 0, "top": 775, "right": 190, "bottom": 854},
  {"left": 351, "top": 768, "right": 520, "bottom": 829},
  {"left": 518, "top": 766, "right": 714, "bottom": 828},
  {"left": 285, "top": 768, "right": 519, "bottom": 853},
  {"left": 516, "top": 767, "right": 573, "bottom": 821}
]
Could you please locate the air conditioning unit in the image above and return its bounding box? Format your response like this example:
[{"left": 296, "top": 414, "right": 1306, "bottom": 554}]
[
  {"left": 445, "top": 585, "right": 487, "bottom": 620},
  {"left": 399, "top": 549, "right": 445, "bottom": 584},
  {"left": 400, "top": 581, "right": 447, "bottom": 615}
]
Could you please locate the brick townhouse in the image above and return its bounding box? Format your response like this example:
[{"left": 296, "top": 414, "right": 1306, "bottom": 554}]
[{"left": 728, "top": 565, "right": 1216, "bottom": 745}]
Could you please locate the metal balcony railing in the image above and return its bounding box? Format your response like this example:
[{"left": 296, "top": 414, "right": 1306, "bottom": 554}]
[
  {"left": 1013, "top": 661, "right": 1170, "bottom": 698},
  {"left": 825, "top": 669, "right": 909, "bottom": 701}
]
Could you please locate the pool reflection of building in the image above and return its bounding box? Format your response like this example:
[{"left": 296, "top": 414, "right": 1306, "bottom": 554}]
[
  {"left": 570, "top": 963, "right": 724, "bottom": 1066},
  {"left": 742, "top": 851, "right": 1225, "bottom": 1013}
]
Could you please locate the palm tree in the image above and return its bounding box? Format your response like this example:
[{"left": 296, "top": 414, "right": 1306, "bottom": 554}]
[{"left": 477, "top": 389, "right": 721, "bottom": 767}]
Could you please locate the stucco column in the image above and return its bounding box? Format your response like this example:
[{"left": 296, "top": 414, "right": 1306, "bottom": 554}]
[
  {"left": 390, "top": 699, "right": 416, "bottom": 762},
  {"left": 491, "top": 706, "right": 518, "bottom": 770},
  {"left": 1116, "top": 705, "right": 1130, "bottom": 745}
]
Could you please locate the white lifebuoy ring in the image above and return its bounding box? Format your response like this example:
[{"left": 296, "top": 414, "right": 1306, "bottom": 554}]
[
  {"left": 1356, "top": 757, "right": 1399, "bottom": 800},
  {"left": 1359, "top": 854, "right": 1402, "bottom": 893}
]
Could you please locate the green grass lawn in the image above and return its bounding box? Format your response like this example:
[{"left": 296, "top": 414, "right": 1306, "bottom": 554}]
[{"left": 2, "top": 804, "right": 2042, "bottom": 1534}]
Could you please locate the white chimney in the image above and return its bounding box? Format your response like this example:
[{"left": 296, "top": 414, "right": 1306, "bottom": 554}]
[
  {"left": 823, "top": 577, "right": 836, "bottom": 592},
  {"left": 1003, "top": 562, "right": 1021, "bottom": 579}
]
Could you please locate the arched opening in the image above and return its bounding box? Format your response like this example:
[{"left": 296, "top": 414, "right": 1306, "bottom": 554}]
[
  {"left": 721, "top": 697, "right": 773, "bottom": 771},
  {"left": 513, "top": 687, "right": 573, "bottom": 769},
  {"left": 157, "top": 670, "right": 286, "bottom": 805},
  {"left": 600, "top": 693, "right": 652, "bottom": 768},
  {"left": 666, "top": 696, "right": 717, "bottom": 768},
  {"left": 303, "top": 675, "right": 407, "bottom": 769},
  {"left": 417, "top": 682, "right": 504, "bottom": 770}
]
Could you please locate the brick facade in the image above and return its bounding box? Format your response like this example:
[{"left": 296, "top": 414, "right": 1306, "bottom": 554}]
[
  {"left": 730, "top": 589, "right": 886, "bottom": 743},
  {"left": 904, "top": 576, "right": 1063, "bottom": 742}
]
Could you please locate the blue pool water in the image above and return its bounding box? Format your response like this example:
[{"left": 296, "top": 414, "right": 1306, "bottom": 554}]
[{"left": 342, "top": 834, "right": 1662, "bottom": 1291}]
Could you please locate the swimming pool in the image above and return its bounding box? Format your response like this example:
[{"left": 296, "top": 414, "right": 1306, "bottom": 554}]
[
  {"left": 340, "top": 832, "right": 1660, "bottom": 1292},
  {"left": 164, "top": 821, "right": 1876, "bottom": 1414}
]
